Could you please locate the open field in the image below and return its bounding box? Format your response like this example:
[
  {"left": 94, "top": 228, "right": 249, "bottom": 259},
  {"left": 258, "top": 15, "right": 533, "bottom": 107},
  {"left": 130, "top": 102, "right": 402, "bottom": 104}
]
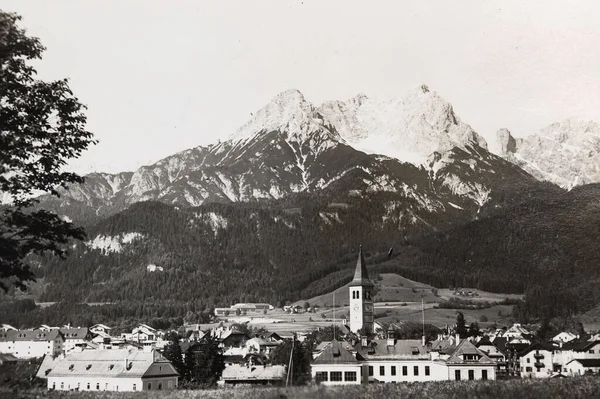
[{"left": 7, "top": 377, "right": 600, "bottom": 399}]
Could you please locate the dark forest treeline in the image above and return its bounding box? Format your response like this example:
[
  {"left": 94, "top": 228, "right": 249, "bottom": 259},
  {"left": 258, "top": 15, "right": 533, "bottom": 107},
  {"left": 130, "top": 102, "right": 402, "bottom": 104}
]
[{"left": 3, "top": 182, "right": 599, "bottom": 328}]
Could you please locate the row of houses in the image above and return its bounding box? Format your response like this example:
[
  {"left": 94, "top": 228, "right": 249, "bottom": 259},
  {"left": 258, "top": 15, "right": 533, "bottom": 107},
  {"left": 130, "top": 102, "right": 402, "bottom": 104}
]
[{"left": 214, "top": 303, "right": 274, "bottom": 317}]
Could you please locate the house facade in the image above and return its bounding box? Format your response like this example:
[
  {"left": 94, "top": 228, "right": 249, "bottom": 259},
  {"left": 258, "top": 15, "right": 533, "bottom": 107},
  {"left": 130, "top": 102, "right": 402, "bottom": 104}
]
[
  {"left": 0, "top": 329, "right": 64, "bottom": 359},
  {"left": 38, "top": 348, "right": 178, "bottom": 391},
  {"left": 311, "top": 338, "right": 496, "bottom": 385}
]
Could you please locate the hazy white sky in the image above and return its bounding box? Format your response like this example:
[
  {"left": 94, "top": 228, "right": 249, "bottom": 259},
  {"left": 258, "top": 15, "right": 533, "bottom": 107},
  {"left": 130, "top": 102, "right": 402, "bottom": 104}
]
[{"left": 4, "top": 0, "right": 600, "bottom": 174}]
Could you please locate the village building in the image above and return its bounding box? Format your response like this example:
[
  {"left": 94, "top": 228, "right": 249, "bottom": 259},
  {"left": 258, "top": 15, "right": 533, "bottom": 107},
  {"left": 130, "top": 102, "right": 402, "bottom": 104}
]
[
  {"left": 311, "top": 247, "right": 496, "bottom": 384},
  {"left": 0, "top": 329, "right": 64, "bottom": 359},
  {"left": 565, "top": 359, "right": 600, "bottom": 376},
  {"left": 60, "top": 327, "right": 94, "bottom": 354},
  {"left": 37, "top": 348, "right": 178, "bottom": 391},
  {"left": 475, "top": 336, "right": 508, "bottom": 375},
  {"left": 90, "top": 324, "right": 113, "bottom": 336}
]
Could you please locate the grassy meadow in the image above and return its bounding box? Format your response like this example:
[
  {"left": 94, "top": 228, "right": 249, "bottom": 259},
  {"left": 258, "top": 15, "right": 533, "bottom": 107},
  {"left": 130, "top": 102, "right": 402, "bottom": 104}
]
[{"left": 5, "top": 377, "right": 600, "bottom": 399}]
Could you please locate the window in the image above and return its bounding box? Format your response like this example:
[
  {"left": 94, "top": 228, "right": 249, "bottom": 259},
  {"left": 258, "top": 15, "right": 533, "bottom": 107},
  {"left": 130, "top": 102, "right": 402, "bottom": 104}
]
[
  {"left": 482, "top": 370, "right": 488, "bottom": 380},
  {"left": 52, "top": 382, "right": 55, "bottom": 390},
  {"left": 590, "top": 350, "right": 595, "bottom": 354},
  {"left": 391, "top": 366, "right": 396, "bottom": 376},
  {"left": 133, "top": 384, "right": 136, "bottom": 391},
  {"left": 96, "top": 383, "right": 100, "bottom": 390},
  {"left": 455, "top": 370, "right": 461, "bottom": 380},
  {"left": 315, "top": 372, "right": 328, "bottom": 382},
  {"left": 148, "top": 382, "right": 152, "bottom": 390},
  {"left": 344, "top": 371, "right": 357, "bottom": 381},
  {"left": 380, "top": 366, "right": 385, "bottom": 376},
  {"left": 61, "top": 382, "right": 64, "bottom": 389},
  {"left": 105, "top": 383, "right": 108, "bottom": 390},
  {"left": 526, "top": 357, "right": 530, "bottom": 363},
  {"left": 168, "top": 381, "right": 173, "bottom": 389},
  {"left": 526, "top": 367, "right": 532, "bottom": 372},
  {"left": 414, "top": 366, "right": 419, "bottom": 376},
  {"left": 425, "top": 366, "right": 430, "bottom": 376},
  {"left": 402, "top": 366, "right": 408, "bottom": 376},
  {"left": 368, "top": 366, "right": 373, "bottom": 376},
  {"left": 87, "top": 383, "right": 90, "bottom": 390},
  {"left": 330, "top": 371, "right": 343, "bottom": 381},
  {"left": 468, "top": 370, "right": 474, "bottom": 380},
  {"left": 158, "top": 382, "right": 162, "bottom": 390}
]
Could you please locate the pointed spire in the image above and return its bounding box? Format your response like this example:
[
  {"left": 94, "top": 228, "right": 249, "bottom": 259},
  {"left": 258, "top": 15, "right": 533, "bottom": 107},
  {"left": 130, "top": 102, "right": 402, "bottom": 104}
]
[{"left": 349, "top": 245, "right": 374, "bottom": 287}]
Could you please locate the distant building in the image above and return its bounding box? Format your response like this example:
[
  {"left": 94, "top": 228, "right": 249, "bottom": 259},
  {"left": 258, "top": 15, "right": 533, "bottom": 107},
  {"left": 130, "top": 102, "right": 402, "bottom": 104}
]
[
  {"left": 60, "top": 327, "right": 93, "bottom": 354},
  {"left": 0, "top": 329, "right": 64, "bottom": 359},
  {"left": 565, "top": 359, "right": 600, "bottom": 376},
  {"left": 37, "top": 348, "right": 178, "bottom": 392},
  {"left": 214, "top": 303, "right": 274, "bottom": 317}
]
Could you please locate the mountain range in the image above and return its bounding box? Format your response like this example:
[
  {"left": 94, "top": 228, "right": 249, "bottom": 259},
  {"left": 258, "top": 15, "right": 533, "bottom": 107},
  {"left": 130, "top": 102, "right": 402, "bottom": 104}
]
[{"left": 20, "top": 85, "right": 600, "bottom": 326}]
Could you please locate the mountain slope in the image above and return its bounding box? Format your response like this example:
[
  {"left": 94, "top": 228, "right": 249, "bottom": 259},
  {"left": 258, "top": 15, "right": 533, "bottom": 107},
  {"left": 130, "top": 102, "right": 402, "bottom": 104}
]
[
  {"left": 497, "top": 120, "right": 600, "bottom": 188},
  {"left": 40, "top": 86, "right": 542, "bottom": 226}
]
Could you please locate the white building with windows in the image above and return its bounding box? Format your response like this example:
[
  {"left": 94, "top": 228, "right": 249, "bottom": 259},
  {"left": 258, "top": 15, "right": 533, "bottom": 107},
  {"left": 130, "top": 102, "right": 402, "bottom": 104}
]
[
  {"left": 37, "top": 348, "right": 178, "bottom": 392},
  {"left": 0, "top": 329, "right": 64, "bottom": 359},
  {"left": 311, "top": 247, "right": 495, "bottom": 384}
]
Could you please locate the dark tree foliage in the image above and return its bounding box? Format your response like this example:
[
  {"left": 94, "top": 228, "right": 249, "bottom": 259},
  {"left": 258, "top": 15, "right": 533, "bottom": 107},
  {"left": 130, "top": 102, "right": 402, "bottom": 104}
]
[
  {"left": 162, "top": 333, "right": 185, "bottom": 378},
  {"left": 183, "top": 337, "right": 225, "bottom": 388},
  {"left": 455, "top": 312, "right": 468, "bottom": 338},
  {"left": 0, "top": 11, "right": 95, "bottom": 291},
  {"left": 270, "top": 338, "right": 312, "bottom": 385}
]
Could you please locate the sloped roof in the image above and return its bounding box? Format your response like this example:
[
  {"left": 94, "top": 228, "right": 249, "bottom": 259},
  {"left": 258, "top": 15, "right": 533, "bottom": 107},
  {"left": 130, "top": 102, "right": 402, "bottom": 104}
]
[
  {"left": 44, "top": 349, "right": 174, "bottom": 379},
  {"left": 445, "top": 340, "right": 495, "bottom": 365},
  {"left": 348, "top": 246, "right": 374, "bottom": 287},
  {"left": 564, "top": 339, "right": 600, "bottom": 352},
  {"left": 221, "top": 364, "right": 285, "bottom": 381},
  {"left": 519, "top": 342, "right": 556, "bottom": 357},
  {"left": 0, "top": 353, "right": 19, "bottom": 363},
  {"left": 0, "top": 329, "right": 63, "bottom": 342},
  {"left": 313, "top": 340, "right": 360, "bottom": 364},
  {"left": 60, "top": 328, "right": 91, "bottom": 340},
  {"left": 356, "top": 339, "right": 429, "bottom": 360},
  {"left": 567, "top": 358, "right": 600, "bottom": 368}
]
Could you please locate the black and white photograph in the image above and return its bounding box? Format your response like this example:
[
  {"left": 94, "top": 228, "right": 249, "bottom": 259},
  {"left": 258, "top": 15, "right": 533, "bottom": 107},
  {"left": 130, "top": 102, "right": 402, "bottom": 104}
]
[{"left": 1, "top": 1, "right": 600, "bottom": 398}]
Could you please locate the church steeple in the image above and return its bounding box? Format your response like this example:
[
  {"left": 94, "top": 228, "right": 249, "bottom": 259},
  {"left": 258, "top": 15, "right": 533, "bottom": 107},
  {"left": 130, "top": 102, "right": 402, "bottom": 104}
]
[
  {"left": 348, "top": 246, "right": 374, "bottom": 334},
  {"left": 349, "top": 246, "right": 374, "bottom": 287}
]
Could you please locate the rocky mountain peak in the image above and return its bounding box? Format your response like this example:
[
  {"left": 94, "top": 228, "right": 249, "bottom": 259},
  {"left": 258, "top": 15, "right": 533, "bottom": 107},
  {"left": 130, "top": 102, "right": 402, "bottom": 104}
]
[
  {"left": 230, "top": 89, "right": 329, "bottom": 143},
  {"left": 319, "top": 85, "right": 487, "bottom": 164},
  {"left": 497, "top": 119, "right": 600, "bottom": 188}
]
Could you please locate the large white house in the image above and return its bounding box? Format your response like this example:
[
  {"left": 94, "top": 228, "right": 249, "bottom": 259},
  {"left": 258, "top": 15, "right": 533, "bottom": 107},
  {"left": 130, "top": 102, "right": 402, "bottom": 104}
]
[
  {"left": 37, "top": 348, "right": 178, "bottom": 392},
  {"left": 0, "top": 329, "right": 64, "bottom": 359}
]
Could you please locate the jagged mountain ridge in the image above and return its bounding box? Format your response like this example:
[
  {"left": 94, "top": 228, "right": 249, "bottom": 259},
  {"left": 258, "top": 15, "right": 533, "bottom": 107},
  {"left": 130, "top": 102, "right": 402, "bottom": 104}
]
[
  {"left": 42, "top": 86, "right": 542, "bottom": 222},
  {"left": 497, "top": 119, "right": 600, "bottom": 188}
]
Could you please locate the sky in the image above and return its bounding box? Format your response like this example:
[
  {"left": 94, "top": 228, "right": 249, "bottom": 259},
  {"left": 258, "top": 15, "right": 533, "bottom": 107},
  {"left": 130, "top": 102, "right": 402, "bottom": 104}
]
[{"left": 4, "top": 1, "right": 600, "bottom": 174}]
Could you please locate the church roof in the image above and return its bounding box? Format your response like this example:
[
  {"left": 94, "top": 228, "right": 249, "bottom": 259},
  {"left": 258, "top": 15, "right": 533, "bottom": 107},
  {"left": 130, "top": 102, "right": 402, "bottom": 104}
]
[{"left": 349, "top": 246, "right": 374, "bottom": 287}]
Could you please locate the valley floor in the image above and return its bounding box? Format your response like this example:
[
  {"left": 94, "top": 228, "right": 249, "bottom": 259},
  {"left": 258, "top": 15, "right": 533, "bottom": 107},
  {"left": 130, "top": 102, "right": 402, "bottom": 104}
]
[{"left": 8, "top": 377, "right": 600, "bottom": 399}]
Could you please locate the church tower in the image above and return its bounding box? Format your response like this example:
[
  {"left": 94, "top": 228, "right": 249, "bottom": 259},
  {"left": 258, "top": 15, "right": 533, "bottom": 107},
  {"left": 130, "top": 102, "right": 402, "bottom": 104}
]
[{"left": 349, "top": 246, "right": 374, "bottom": 334}]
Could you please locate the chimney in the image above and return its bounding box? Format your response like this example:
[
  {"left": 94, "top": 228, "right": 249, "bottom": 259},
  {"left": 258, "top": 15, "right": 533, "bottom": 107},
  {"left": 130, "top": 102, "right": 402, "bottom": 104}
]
[
  {"left": 422, "top": 335, "right": 426, "bottom": 347},
  {"left": 361, "top": 336, "right": 368, "bottom": 347},
  {"left": 455, "top": 333, "right": 460, "bottom": 345}
]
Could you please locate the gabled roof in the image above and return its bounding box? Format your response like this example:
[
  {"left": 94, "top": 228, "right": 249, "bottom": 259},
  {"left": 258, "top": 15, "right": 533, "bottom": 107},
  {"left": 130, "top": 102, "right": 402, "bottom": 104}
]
[
  {"left": 567, "top": 358, "right": 600, "bottom": 368},
  {"left": 43, "top": 349, "right": 176, "bottom": 379},
  {"left": 0, "top": 329, "right": 63, "bottom": 342},
  {"left": 563, "top": 339, "right": 600, "bottom": 352},
  {"left": 445, "top": 340, "right": 495, "bottom": 365},
  {"left": 0, "top": 353, "right": 19, "bottom": 363},
  {"left": 355, "top": 339, "right": 429, "bottom": 360},
  {"left": 60, "top": 327, "right": 91, "bottom": 340},
  {"left": 348, "top": 246, "right": 374, "bottom": 288},
  {"left": 313, "top": 340, "right": 360, "bottom": 364},
  {"left": 519, "top": 342, "right": 555, "bottom": 357}
]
